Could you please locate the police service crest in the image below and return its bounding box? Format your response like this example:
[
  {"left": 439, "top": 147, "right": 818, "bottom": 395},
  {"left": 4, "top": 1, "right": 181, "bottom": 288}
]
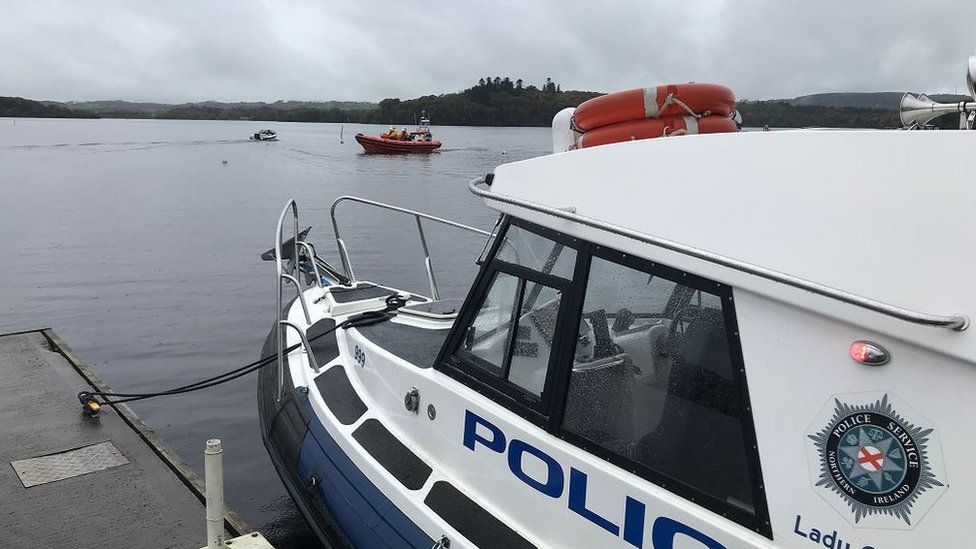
[{"left": 806, "top": 393, "right": 946, "bottom": 528}]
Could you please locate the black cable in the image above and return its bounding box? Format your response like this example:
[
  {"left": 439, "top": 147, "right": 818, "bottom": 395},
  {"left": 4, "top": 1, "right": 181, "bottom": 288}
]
[
  {"left": 97, "top": 355, "right": 278, "bottom": 403},
  {"left": 79, "top": 293, "right": 408, "bottom": 408},
  {"left": 90, "top": 343, "right": 294, "bottom": 399},
  {"left": 104, "top": 357, "right": 276, "bottom": 405}
]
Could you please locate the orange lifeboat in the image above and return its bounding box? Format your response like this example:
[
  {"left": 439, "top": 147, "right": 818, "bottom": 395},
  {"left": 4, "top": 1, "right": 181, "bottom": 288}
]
[
  {"left": 573, "top": 83, "right": 736, "bottom": 132},
  {"left": 355, "top": 133, "right": 442, "bottom": 154},
  {"left": 576, "top": 115, "right": 738, "bottom": 148}
]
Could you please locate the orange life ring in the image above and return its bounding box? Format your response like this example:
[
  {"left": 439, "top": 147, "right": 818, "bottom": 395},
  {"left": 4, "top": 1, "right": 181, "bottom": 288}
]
[
  {"left": 573, "top": 83, "right": 736, "bottom": 132},
  {"left": 576, "top": 115, "right": 738, "bottom": 149}
]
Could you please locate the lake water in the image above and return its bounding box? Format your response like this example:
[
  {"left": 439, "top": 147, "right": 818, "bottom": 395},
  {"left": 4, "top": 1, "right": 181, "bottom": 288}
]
[{"left": 0, "top": 118, "right": 550, "bottom": 547}]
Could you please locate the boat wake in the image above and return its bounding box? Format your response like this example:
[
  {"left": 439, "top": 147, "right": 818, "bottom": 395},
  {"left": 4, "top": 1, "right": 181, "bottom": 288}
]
[{"left": 2, "top": 138, "right": 250, "bottom": 152}]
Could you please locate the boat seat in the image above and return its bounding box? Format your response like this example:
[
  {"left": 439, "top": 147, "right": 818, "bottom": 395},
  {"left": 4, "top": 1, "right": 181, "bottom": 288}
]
[
  {"left": 563, "top": 354, "right": 636, "bottom": 452},
  {"left": 634, "top": 307, "right": 754, "bottom": 510},
  {"left": 611, "top": 320, "right": 672, "bottom": 439},
  {"left": 611, "top": 319, "right": 670, "bottom": 381},
  {"left": 669, "top": 307, "right": 738, "bottom": 415},
  {"left": 563, "top": 309, "right": 639, "bottom": 452}
]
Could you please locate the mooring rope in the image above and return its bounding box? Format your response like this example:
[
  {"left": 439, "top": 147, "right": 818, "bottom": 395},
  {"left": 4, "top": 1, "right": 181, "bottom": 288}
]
[{"left": 78, "top": 294, "right": 407, "bottom": 412}]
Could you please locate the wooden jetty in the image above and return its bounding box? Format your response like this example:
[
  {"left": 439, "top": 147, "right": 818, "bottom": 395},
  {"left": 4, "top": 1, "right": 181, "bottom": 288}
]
[{"left": 0, "top": 328, "right": 268, "bottom": 548}]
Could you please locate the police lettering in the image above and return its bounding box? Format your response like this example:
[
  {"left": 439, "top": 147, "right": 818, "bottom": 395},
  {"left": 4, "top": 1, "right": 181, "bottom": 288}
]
[
  {"left": 463, "top": 410, "right": 725, "bottom": 548},
  {"left": 831, "top": 414, "right": 871, "bottom": 439},
  {"left": 887, "top": 422, "right": 919, "bottom": 468}
]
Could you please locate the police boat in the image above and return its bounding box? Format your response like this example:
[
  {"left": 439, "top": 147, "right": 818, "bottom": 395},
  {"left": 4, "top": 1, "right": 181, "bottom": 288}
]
[{"left": 259, "top": 68, "right": 976, "bottom": 549}]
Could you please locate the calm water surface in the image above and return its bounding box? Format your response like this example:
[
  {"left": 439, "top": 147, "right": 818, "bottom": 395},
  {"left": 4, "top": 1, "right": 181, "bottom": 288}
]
[{"left": 0, "top": 118, "right": 549, "bottom": 547}]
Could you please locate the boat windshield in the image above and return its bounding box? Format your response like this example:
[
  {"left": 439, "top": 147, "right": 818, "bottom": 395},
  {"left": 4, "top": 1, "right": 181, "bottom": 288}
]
[{"left": 495, "top": 224, "right": 575, "bottom": 279}]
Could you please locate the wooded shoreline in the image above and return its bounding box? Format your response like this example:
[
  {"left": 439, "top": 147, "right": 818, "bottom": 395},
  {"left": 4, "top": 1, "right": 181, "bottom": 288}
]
[{"left": 3, "top": 78, "right": 967, "bottom": 129}]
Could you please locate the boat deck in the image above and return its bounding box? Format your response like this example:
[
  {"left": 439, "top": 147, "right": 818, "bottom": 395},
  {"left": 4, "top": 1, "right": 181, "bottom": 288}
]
[{"left": 0, "top": 328, "right": 249, "bottom": 548}]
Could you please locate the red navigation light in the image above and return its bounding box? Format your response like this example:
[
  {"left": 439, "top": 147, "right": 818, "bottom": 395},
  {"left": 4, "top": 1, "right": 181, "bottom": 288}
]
[{"left": 850, "top": 341, "right": 890, "bottom": 366}]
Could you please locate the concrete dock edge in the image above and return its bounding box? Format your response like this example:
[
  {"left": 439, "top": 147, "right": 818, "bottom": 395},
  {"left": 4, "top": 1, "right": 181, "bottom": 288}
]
[{"left": 34, "top": 327, "right": 252, "bottom": 537}]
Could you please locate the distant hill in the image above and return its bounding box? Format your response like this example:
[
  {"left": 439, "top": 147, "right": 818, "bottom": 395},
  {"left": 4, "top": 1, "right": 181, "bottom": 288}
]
[
  {"left": 5, "top": 84, "right": 975, "bottom": 129},
  {"left": 790, "top": 92, "right": 971, "bottom": 110},
  {"left": 0, "top": 96, "right": 99, "bottom": 118},
  {"left": 44, "top": 99, "right": 376, "bottom": 116},
  {"left": 19, "top": 78, "right": 600, "bottom": 127},
  {"left": 732, "top": 91, "right": 974, "bottom": 129},
  {"left": 738, "top": 100, "right": 902, "bottom": 128}
]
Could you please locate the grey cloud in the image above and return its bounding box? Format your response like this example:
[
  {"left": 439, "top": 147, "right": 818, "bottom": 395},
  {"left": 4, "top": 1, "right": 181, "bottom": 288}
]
[{"left": 2, "top": 0, "right": 975, "bottom": 103}]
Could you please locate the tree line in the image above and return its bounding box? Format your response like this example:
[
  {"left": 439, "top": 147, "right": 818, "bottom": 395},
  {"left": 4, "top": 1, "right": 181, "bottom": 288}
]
[
  {"left": 0, "top": 96, "right": 98, "bottom": 118},
  {"left": 737, "top": 100, "right": 904, "bottom": 129},
  {"left": 148, "top": 77, "right": 596, "bottom": 126},
  {"left": 0, "top": 79, "right": 962, "bottom": 129}
]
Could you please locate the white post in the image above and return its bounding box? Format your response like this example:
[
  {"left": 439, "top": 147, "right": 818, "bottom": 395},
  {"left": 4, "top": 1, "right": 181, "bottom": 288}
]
[{"left": 205, "top": 438, "right": 225, "bottom": 548}]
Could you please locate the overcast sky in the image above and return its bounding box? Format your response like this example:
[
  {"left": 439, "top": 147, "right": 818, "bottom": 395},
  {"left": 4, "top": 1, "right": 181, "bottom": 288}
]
[{"left": 3, "top": 1, "right": 976, "bottom": 103}]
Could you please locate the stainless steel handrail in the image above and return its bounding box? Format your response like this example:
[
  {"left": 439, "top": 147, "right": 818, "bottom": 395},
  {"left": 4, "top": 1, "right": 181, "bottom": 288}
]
[
  {"left": 278, "top": 320, "right": 319, "bottom": 384},
  {"left": 278, "top": 320, "right": 320, "bottom": 398},
  {"left": 415, "top": 217, "right": 440, "bottom": 299},
  {"left": 296, "top": 241, "right": 323, "bottom": 288},
  {"left": 275, "top": 200, "right": 315, "bottom": 400},
  {"left": 330, "top": 195, "right": 492, "bottom": 299},
  {"left": 469, "top": 177, "right": 969, "bottom": 332}
]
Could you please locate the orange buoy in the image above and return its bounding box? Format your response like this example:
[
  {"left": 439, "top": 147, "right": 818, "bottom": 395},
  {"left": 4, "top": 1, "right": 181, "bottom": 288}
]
[
  {"left": 573, "top": 83, "right": 736, "bottom": 132},
  {"left": 576, "top": 115, "right": 738, "bottom": 149}
]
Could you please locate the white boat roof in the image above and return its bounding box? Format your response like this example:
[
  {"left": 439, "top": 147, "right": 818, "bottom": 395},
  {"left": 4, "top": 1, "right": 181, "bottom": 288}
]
[{"left": 487, "top": 130, "right": 976, "bottom": 346}]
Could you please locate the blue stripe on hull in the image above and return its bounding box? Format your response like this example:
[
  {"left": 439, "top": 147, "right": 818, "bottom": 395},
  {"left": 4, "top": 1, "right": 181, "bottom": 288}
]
[{"left": 298, "top": 404, "right": 435, "bottom": 549}]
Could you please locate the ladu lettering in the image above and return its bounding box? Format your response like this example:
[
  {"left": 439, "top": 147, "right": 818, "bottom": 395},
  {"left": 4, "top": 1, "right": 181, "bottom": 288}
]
[{"left": 793, "top": 515, "right": 850, "bottom": 549}]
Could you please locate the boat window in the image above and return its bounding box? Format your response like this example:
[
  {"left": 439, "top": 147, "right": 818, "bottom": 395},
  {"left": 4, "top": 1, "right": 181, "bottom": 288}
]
[
  {"left": 507, "top": 282, "right": 561, "bottom": 396},
  {"left": 444, "top": 220, "right": 580, "bottom": 411},
  {"left": 496, "top": 224, "right": 576, "bottom": 279},
  {"left": 457, "top": 272, "right": 563, "bottom": 397},
  {"left": 561, "top": 253, "right": 764, "bottom": 527},
  {"left": 459, "top": 271, "right": 520, "bottom": 375}
]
